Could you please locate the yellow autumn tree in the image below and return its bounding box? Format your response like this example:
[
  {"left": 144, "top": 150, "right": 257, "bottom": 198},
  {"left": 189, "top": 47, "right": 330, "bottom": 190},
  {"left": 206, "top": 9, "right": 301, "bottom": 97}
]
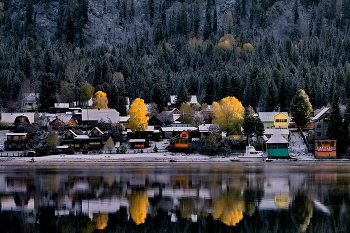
[
  {"left": 128, "top": 98, "right": 149, "bottom": 132},
  {"left": 128, "top": 189, "right": 149, "bottom": 225},
  {"left": 216, "top": 34, "right": 235, "bottom": 50},
  {"left": 92, "top": 91, "right": 108, "bottom": 109},
  {"left": 212, "top": 96, "right": 244, "bottom": 135},
  {"left": 212, "top": 189, "right": 245, "bottom": 226},
  {"left": 93, "top": 213, "right": 108, "bottom": 230}
]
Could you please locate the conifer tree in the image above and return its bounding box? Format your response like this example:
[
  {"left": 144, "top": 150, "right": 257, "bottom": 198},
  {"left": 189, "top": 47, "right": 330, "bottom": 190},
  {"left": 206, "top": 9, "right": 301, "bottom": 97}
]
[{"left": 290, "top": 89, "right": 312, "bottom": 129}]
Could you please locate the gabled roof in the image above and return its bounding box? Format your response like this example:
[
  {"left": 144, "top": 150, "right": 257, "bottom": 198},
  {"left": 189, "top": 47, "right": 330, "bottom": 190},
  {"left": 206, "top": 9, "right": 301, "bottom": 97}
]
[
  {"left": 258, "top": 112, "right": 289, "bottom": 122},
  {"left": 312, "top": 107, "right": 331, "bottom": 122},
  {"left": 266, "top": 133, "right": 289, "bottom": 144},
  {"left": 198, "top": 124, "right": 219, "bottom": 133},
  {"left": 81, "top": 109, "right": 119, "bottom": 123},
  {"left": 62, "top": 129, "right": 78, "bottom": 138},
  {"left": 88, "top": 127, "right": 104, "bottom": 136},
  {"left": 1, "top": 113, "right": 36, "bottom": 124},
  {"left": 264, "top": 129, "right": 290, "bottom": 135}
]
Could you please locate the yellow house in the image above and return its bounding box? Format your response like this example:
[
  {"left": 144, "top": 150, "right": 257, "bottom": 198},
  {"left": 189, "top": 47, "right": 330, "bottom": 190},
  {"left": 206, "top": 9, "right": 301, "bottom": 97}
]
[
  {"left": 259, "top": 112, "right": 289, "bottom": 129},
  {"left": 274, "top": 113, "right": 289, "bottom": 129}
]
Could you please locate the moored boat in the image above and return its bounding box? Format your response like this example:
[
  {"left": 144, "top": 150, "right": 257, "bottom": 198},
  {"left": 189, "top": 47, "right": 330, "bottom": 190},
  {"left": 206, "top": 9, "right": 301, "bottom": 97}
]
[{"left": 237, "top": 145, "right": 267, "bottom": 162}]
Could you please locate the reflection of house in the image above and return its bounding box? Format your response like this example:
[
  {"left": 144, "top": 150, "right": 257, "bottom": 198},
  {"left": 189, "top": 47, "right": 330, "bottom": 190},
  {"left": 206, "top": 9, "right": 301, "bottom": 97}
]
[
  {"left": 5, "top": 133, "right": 28, "bottom": 150},
  {"left": 170, "top": 131, "right": 189, "bottom": 149},
  {"left": 266, "top": 133, "right": 289, "bottom": 158},
  {"left": 258, "top": 112, "right": 289, "bottom": 129},
  {"left": 314, "top": 140, "right": 337, "bottom": 158}
]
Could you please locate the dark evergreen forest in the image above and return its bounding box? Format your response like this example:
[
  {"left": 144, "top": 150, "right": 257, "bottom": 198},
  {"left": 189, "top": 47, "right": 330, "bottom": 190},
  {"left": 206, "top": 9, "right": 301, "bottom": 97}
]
[{"left": 1, "top": 0, "right": 350, "bottom": 113}]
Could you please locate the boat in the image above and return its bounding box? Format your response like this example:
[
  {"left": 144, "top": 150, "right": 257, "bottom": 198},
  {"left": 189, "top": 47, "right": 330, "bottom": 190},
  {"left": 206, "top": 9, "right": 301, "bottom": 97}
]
[{"left": 237, "top": 145, "right": 267, "bottom": 162}]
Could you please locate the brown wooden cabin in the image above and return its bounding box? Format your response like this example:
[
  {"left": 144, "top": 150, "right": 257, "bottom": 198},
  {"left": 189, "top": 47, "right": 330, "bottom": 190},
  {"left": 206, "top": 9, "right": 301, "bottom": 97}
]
[
  {"left": 129, "top": 139, "right": 149, "bottom": 149},
  {"left": 5, "top": 133, "right": 28, "bottom": 150}
]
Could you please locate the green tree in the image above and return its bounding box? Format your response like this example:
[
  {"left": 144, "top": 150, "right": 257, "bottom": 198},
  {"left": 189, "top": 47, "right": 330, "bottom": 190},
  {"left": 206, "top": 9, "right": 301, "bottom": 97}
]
[
  {"left": 47, "top": 132, "right": 59, "bottom": 150},
  {"left": 242, "top": 106, "right": 265, "bottom": 142},
  {"left": 327, "top": 93, "right": 342, "bottom": 143},
  {"left": 290, "top": 89, "right": 312, "bottom": 129},
  {"left": 179, "top": 102, "right": 195, "bottom": 124},
  {"left": 81, "top": 82, "right": 95, "bottom": 103}
]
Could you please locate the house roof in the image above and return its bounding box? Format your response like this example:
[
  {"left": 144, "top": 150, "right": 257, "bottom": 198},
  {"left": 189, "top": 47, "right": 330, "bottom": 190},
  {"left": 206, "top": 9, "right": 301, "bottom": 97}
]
[
  {"left": 1, "top": 113, "right": 36, "bottom": 124},
  {"left": 21, "top": 93, "right": 39, "bottom": 102},
  {"left": 81, "top": 109, "right": 119, "bottom": 123},
  {"left": 258, "top": 112, "right": 289, "bottom": 122},
  {"left": 63, "top": 129, "right": 78, "bottom": 138},
  {"left": 266, "top": 133, "right": 289, "bottom": 144},
  {"left": 198, "top": 124, "right": 219, "bottom": 133},
  {"left": 312, "top": 107, "right": 331, "bottom": 122},
  {"left": 6, "top": 133, "right": 27, "bottom": 136},
  {"left": 161, "top": 126, "right": 197, "bottom": 132},
  {"left": 88, "top": 127, "right": 104, "bottom": 135},
  {"left": 129, "top": 139, "right": 146, "bottom": 143},
  {"left": 264, "top": 129, "right": 290, "bottom": 135}
]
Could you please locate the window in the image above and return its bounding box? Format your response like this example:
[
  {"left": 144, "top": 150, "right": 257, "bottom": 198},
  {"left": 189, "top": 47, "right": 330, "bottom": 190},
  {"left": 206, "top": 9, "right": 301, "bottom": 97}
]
[
  {"left": 317, "top": 124, "right": 321, "bottom": 128},
  {"left": 275, "top": 119, "right": 287, "bottom": 122},
  {"left": 317, "top": 132, "right": 321, "bottom": 137}
]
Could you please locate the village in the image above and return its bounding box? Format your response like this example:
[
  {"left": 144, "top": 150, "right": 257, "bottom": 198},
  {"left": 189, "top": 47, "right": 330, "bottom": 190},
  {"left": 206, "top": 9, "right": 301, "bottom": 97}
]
[{"left": 0, "top": 93, "right": 339, "bottom": 161}]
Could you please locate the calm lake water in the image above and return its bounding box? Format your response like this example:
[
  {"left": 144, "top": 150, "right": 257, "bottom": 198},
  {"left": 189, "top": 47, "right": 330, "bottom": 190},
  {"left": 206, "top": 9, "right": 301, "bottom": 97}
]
[{"left": 0, "top": 162, "right": 349, "bottom": 233}]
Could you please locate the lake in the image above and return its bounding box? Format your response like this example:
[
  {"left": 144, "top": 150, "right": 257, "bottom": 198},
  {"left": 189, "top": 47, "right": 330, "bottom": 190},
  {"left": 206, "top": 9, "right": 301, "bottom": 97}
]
[{"left": 0, "top": 161, "right": 348, "bottom": 233}]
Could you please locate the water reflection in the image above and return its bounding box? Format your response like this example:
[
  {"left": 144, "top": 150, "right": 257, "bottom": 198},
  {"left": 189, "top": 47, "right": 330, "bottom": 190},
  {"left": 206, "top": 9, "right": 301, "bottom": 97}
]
[{"left": 0, "top": 162, "right": 348, "bottom": 232}]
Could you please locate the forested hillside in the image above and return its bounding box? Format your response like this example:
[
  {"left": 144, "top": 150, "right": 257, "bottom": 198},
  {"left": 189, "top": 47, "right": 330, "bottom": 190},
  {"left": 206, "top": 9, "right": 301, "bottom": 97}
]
[{"left": 1, "top": 0, "right": 350, "bottom": 113}]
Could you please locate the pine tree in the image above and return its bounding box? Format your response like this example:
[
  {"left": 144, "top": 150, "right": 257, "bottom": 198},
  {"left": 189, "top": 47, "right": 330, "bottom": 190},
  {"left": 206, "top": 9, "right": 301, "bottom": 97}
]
[
  {"left": 327, "top": 93, "right": 342, "bottom": 140},
  {"left": 290, "top": 89, "right": 312, "bottom": 129}
]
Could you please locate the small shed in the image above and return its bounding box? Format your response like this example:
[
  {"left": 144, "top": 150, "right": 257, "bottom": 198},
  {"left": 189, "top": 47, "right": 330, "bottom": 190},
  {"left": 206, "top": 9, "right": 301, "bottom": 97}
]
[
  {"left": 314, "top": 140, "right": 337, "bottom": 158},
  {"left": 266, "top": 133, "right": 289, "bottom": 158},
  {"left": 129, "top": 139, "right": 149, "bottom": 149}
]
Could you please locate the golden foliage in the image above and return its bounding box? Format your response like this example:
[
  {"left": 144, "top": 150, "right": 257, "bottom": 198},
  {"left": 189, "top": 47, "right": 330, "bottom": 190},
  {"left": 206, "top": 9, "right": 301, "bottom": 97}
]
[
  {"left": 179, "top": 198, "right": 195, "bottom": 218},
  {"left": 242, "top": 43, "right": 255, "bottom": 53},
  {"left": 105, "top": 136, "right": 114, "bottom": 150},
  {"left": 0, "top": 2, "right": 4, "bottom": 20},
  {"left": 212, "top": 96, "right": 244, "bottom": 135},
  {"left": 128, "top": 98, "right": 149, "bottom": 132},
  {"left": 217, "top": 34, "right": 235, "bottom": 50},
  {"left": 188, "top": 38, "right": 203, "bottom": 50},
  {"left": 129, "top": 189, "right": 149, "bottom": 225},
  {"left": 93, "top": 213, "right": 108, "bottom": 230},
  {"left": 212, "top": 189, "right": 245, "bottom": 226},
  {"left": 92, "top": 91, "right": 108, "bottom": 109}
]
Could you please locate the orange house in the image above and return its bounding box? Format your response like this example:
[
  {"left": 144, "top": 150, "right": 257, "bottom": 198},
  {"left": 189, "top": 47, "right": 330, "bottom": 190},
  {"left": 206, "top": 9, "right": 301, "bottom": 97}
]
[
  {"left": 170, "top": 131, "right": 189, "bottom": 149},
  {"left": 315, "top": 140, "right": 337, "bottom": 158}
]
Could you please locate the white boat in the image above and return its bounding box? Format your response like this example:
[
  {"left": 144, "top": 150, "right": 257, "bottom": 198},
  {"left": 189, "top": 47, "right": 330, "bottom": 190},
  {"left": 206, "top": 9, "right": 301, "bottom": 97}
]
[{"left": 238, "top": 145, "right": 267, "bottom": 162}]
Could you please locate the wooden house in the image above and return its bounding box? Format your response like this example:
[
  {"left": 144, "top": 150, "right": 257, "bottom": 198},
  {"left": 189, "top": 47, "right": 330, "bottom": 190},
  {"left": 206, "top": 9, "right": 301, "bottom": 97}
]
[
  {"left": 148, "top": 115, "right": 163, "bottom": 129},
  {"left": 266, "top": 133, "right": 289, "bottom": 158},
  {"left": 50, "top": 115, "right": 78, "bottom": 127},
  {"left": 312, "top": 107, "right": 332, "bottom": 140},
  {"left": 314, "top": 140, "right": 337, "bottom": 158},
  {"left": 264, "top": 129, "right": 290, "bottom": 141},
  {"left": 87, "top": 127, "right": 104, "bottom": 150},
  {"left": 5, "top": 133, "right": 28, "bottom": 150},
  {"left": 129, "top": 139, "right": 149, "bottom": 149},
  {"left": 169, "top": 130, "right": 189, "bottom": 149},
  {"left": 258, "top": 112, "right": 289, "bottom": 129}
]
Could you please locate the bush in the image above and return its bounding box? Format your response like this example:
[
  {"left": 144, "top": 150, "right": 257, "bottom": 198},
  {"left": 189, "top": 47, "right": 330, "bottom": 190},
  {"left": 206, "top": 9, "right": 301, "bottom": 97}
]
[{"left": 120, "top": 145, "right": 128, "bottom": 154}]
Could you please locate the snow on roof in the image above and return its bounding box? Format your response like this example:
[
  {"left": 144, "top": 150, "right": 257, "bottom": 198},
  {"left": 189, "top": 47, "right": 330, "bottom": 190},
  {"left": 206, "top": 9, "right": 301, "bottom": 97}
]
[
  {"left": 6, "top": 133, "right": 27, "bottom": 136},
  {"left": 264, "top": 129, "right": 290, "bottom": 135},
  {"left": 161, "top": 126, "right": 197, "bottom": 132},
  {"left": 81, "top": 109, "right": 119, "bottom": 123},
  {"left": 1, "top": 113, "right": 35, "bottom": 124},
  {"left": 76, "top": 135, "right": 89, "bottom": 139},
  {"left": 189, "top": 95, "right": 199, "bottom": 105},
  {"left": 258, "top": 112, "right": 289, "bottom": 122},
  {"left": 312, "top": 107, "right": 331, "bottom": 121},
  {"left": 129, "top": 139, "right": 146, "bottom": 142},
  {"left": 119, "top": 116, "right": 130, "bottom": 123},
  {"left": 266, "top": 133, "right": 289, "bottom": 144},
  {"left": 198, "top": 124, "right": 219, "bottom": 132}
]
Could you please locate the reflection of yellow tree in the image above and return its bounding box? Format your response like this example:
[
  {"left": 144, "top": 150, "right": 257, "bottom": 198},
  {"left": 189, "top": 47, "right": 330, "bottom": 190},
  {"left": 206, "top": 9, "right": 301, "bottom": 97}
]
[
  {"left": 129, "top": 189, "right": 149, "bottom": 225},
  {"left": 93, "top": 213, "right": 108, "bottom": 230},
  {"left": 179, "top": 198, "right": 195, "bottom": 219},
  {"left": 291, "top": 192, "right": 314, "bottom": 232},
  {"left": 212, "top": 189, "right": 245, "bottom": 226}
]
